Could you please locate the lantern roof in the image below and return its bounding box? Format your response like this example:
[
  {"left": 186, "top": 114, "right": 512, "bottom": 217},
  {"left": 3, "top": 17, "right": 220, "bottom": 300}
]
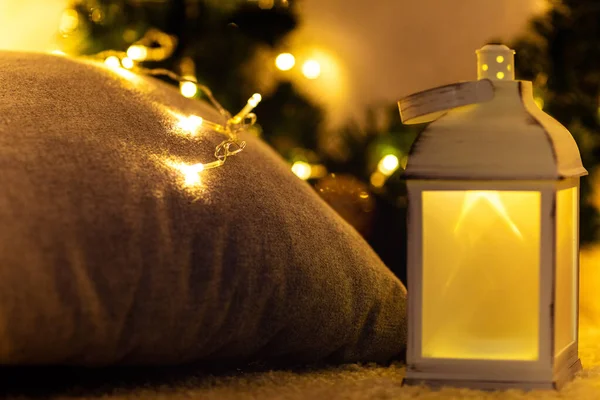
[{"left": 399, "top": 45, "right": 587, "bottom": 181}]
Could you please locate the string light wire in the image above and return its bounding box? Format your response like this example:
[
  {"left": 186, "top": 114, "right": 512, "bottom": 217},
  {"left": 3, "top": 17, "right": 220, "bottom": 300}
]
[{"left": 84, "top": 30, "right": 260, "bottom": 172}]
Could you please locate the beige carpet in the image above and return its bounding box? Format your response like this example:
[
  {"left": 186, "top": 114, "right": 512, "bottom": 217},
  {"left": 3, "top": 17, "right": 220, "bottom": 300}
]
[{"left": 1, "top": 326, "right": 598, "bottom": 399}]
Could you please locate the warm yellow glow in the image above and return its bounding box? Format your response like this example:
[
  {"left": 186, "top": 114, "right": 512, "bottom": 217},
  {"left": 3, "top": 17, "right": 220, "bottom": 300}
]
[
  {"left": 50, "top": 49, "right": 66, "bottom": 56},
  {"left": 555, "top": 186, "right": 578, "bottom": 356},
  {"left": 176, "top": 115, "right": 204, "bottom": 134},
  {"left": 378, "top": 154, "right": 399, "bottom": 176},
  {"left": 59, "top": 9, "right": 79, "bottom": 34},
  {"left": 291, "top": 161, "right": 312, "bottom": 180},
  {"left": 481, "top": 64, "right": 488, "bottom": 71},
  {"left": 302, "top": 60, "right": 321, "bottom": 79},
  {"left": 248, "top": 93, "right": 262, "bottom": 107},
  {"left": 121, "top": 57, "right": 134, "bottom": 69},
  {"left": 180, "top": 81, "right": 198, "bottom": 98},
  {"left": 104, "top": 56, "right": 121, "bottom": 69},
  {"left": 455, "top": 191, "right": 523, "bottom": 239},
  {"left": 90, "top": 8, "right": 104, "bottom": 23},
  {"left": 275, "top": 53, "right": 296, "bottom": 71},
  {"left": 165, "top": 160, "right": 204, "bottom": 187},
  {"left": 422, "top": 190, "right": 541, "bottom": 361},
  {"left": 496, "top": 55, "right": 504, "bottom": 63},
  {"left": 496, "top": 71, "right": 505, "bottom": 79},
  {"left": 181, "top": 163, "right": 205, "bottom": 186},
  {"left": 127, "top": 45, "right": 148, "bottom": 61},
  {"left": 507, "top": 64, "right": 512, "bottom": 71},
  {"left": 534, "top": 97, "right": 544, "bottom": 110},
  {"left": 258, "top": 0, "right": 275, "bottom": 9},
  {"left": 123, "top": 29, "right": 137, "bottom": 43},
  {"left": 370, "top": 171, "right": 386, "bottom": 188}
]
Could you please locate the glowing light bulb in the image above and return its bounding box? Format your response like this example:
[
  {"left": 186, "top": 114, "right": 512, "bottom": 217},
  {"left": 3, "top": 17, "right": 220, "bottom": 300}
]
[
  {"left": 121, "top": 57, "right": 134, "bottom": 69},
  {"left": 59, "top": 9, "right": 79, "bottom": 34},
  {"left": 496, "top": 55, "right": 504, "bottom": 63},
  {"left": 275, "top": 53, "right": 295, "bottom": 71},
  {"left": 481, "top": 64, "right": 488, "bottom": 71},
  {"left": 496, "top": 71, "right": 505, "bottom": 79},
  {"left": 248, "top": 93, "right": 262, "bottom": 107},
  {"left": 177, "top": 115, "right": 204, "bottom": 134},
  {"left": 378, "top": 154, "right": 400, "bottom": 176},
  {"left": 180, "top": 81, "right": 198, "bottom": 98},
  {"left": 127, "top": 45, "right": 148, "bottom": 61},
  {"left": 291, "top": 161, "right": 312, "bottom": 180},
  {"left": 302, "top": 60, "right": 321, "bottom": 79},
  {"left": 181, "top": 163, "right": 205, "bottom": 186},
  {"left": 104, "top": 56, "right": 121, "bottom": 69}
]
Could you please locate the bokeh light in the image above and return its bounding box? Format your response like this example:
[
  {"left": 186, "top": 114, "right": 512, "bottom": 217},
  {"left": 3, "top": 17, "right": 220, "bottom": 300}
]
[
  {"left": 302, "top": 60, "right": 321, "bottom": 79},
  {"left": 180, "top": 81, "right": 198, "bottom": 98},
  {"left": 127, "top": 45, "right": 148, "bottom": 61},
  {"left": 378, "top": 154, "right": 399, "bottom": 176},
  {"left": 176, "top": 114, "right": 204, "bottom": 134},
  {"left": 59, "top": 9, "right": 79, "bottom": 34},
  {"left": 291, "top": 161, "right": 312, "bottom": 180},
  {"left": 121, "top": 57, "right": 134, "bottom": 69},
  {"left": 275, "top": 53, "right": 295, "bottom": 71},
  {"left": 104, "top": 56, "right": 121, "bottom": 68},
  {"left": 534, "top": 97, "right": 544, "bottom": 110}
]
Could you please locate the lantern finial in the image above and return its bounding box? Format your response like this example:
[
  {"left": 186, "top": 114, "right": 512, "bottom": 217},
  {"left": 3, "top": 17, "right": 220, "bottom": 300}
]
[{"left": 477, "top": 44, "right": 515, "bottom": 81}]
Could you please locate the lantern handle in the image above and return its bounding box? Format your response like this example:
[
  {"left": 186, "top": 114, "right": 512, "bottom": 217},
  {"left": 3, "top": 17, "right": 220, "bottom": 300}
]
[{"left": 398, "top": 79, "right": 494, "bottom": 125}]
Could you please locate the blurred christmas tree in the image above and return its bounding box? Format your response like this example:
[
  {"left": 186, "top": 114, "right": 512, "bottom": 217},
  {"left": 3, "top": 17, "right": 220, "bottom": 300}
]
[{"left": 512, "top": 0, "right": 600, "bottom": 245}]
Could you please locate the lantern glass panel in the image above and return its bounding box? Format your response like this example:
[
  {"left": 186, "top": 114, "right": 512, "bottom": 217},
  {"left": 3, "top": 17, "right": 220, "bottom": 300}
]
[
  {"left": 421, "top": 190, "right": 541, "bottom": 360},
  {"left": 554, "top": 186, "right": 578, "bottom": 356}
]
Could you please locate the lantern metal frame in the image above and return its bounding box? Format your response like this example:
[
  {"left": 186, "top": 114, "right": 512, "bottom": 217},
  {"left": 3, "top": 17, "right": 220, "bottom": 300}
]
[{"left": 404, "top": 177, "right": 581, "bottom": 390}]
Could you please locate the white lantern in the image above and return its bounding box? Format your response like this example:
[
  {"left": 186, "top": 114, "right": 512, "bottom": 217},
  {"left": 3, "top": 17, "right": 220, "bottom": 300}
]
[{"left": 398, "top": 45, "right": 587, "bottom": 390}]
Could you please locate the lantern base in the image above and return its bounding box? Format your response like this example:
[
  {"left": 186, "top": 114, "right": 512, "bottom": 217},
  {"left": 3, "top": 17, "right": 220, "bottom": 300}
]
[{"left": 403, "top": 358, "right": 582, "bottom": 391}]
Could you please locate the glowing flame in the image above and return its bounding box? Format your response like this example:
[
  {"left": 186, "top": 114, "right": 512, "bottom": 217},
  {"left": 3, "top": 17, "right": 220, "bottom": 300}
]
[{"left": 455, "top": 191, "right": 523, "bottom": 239}]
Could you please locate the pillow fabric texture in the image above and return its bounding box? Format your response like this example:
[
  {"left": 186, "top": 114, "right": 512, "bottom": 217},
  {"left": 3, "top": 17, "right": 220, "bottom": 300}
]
[{"left": 0, "top": 51, "right": 407, "bottom": 366}]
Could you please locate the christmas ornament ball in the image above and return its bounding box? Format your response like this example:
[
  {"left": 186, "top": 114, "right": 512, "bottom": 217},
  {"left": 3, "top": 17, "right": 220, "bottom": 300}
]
[{"left": 315, "top": 174, "right": 375, "bottom": 237}]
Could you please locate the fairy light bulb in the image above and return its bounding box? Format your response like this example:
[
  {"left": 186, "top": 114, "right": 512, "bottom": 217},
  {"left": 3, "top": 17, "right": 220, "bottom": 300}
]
[
  {"left": 121, "top": 57, "right": 134, "bottom": 69},
  {"left": 127, "top": 45, "right": 148, "bottom": 61},
  {"left": 177, "top": 115, "right": 204, "bottom": 133},
  {"left": 180, "top": 81, "right": 198, "bottom": 98},
  {"left": 291, "top": 161, "right": 312, "bottom": 180},
  {"left": 248, "top": 93, "right": 262, "bottom": 107},
  {"left": 104, "top": 56, "right": 121, "bottom": 69}
]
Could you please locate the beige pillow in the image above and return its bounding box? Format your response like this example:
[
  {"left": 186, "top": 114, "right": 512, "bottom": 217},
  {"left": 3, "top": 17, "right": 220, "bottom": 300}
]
[{"left": 0, "top": 51, "right": 407, "bottom": 366}]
